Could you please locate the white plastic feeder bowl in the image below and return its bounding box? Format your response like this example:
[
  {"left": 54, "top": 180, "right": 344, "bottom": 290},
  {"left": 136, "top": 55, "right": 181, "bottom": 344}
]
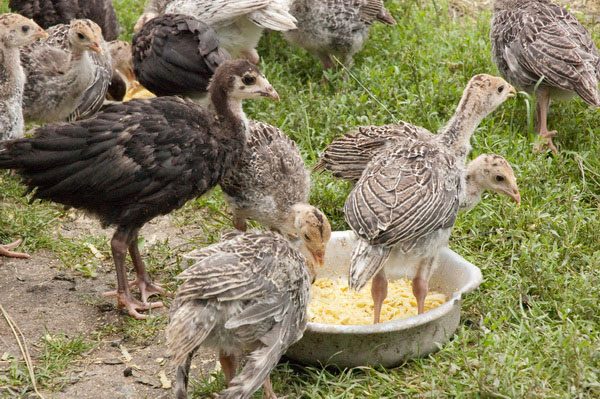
[{"left": 285, "top": 230, "right": 483, "bottom": 368}]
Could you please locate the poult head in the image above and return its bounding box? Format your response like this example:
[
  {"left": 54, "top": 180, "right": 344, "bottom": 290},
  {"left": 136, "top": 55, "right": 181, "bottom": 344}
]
[
  {"left": 0, "top": 14, "right": 47, "bottom": 48},
  {"left": 292, "top": 204, "right": 332, "bottom": 275},
  {"left": 68, "top": 19, "right": 104, "bottom": 54},
  {"left": 462, "top": 74, "right": 516, "bottom": 116},
  {"left": 468, "top": 154, "right": 521, "bottom": 204},
  {"left": 108, "top": 40, "right": 135, "bottom": 82},
  {"left": 208, "top": 59, "right": 279, "bottom": 101}
]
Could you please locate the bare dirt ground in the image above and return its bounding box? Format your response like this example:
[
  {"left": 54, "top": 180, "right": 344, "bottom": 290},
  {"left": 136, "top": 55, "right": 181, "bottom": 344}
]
[{"left": 0, "top": 215, "right": 215, "bottom": 399}]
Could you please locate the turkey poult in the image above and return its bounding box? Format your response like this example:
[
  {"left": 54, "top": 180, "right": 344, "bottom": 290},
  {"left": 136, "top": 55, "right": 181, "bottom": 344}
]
[
  {"left": 106, "top": 40, "right": 136, "bottom": 101},
  {"left": 220, "top": 120, "right": 329, "bottom": 265},
  {"left": 132, "top": 13, "right": 230, "bottom": 99},
  {"left": 0, "top": 60, "right": 280, "bottom": 318},
  {"left": 345, "top": 75, "right": 516, "bottom": 323},
  {"left": 134, "top": 0, "right": 297, "bottom": 64},
  {"left": 0, "top": 13, "right": 46, "bottom": 259},
  {"left": 167, "top": 228, "right": 329, "bottom": 399},
  {"left": 284, "top": 0, "right": 396, "bottom": 69},
  {"left": 8, "top": 0, "right": 119, "bottom": 41},
  {"left": 491, "top": 0, "right": 600, "bottom": 153},
  {"left": 20, "top": 19, "right": 112, "bottom": 123}
]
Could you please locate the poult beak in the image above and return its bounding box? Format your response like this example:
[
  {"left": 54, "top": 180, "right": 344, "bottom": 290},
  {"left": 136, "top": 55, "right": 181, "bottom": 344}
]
[
  {"left": 313, "top": 252, "right": 325, "bottom": 267},
  {"left": 263, "top": 85, "right": 280, "bottom": 101},
  {"left": 507, "top": 85, "right": 517, "bottom": 98},
  {"left": 89, "top": 42, "right": 103, "bottom": 54},
  {"left": 511, "top": 190, "right": 521, "bottom": 205},
  {"left": 35, "top": 29, "right": 48, "bottom": 40}
]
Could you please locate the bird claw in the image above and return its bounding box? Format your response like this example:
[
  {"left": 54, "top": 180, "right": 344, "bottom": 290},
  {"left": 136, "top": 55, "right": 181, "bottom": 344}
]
[
  {"left": 534, "top": 130, "right": 558, "bottom": 154},
  {"left": 104, "top": 278, "right": 168, "bottom": 303},
  {"left": 108, "top": 292, "right": 163, "bottom": 319},
  {"left": 0, "top": 240, "right": 31, "bottom": 259}
]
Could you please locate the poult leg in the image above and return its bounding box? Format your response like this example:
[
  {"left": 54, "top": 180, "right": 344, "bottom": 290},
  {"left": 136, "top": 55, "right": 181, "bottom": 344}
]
[
  {"left": 534, "top": 88, "right": 558, "bottom": 153},
  {"left": 0, "top": 239, "right": 30, "bottom": 259},
  {"left": 412, "top": 275, "right": 429, "bottom": 315},
  {"left": 219, "top": 351, "right": 239, "bottom": 386},
  {"left": 103, "top": 227, "right": 162, "bottom": 319},
  {"left": 371, "top": 269, "right": 388, "bottom": 324},
  {"left": 262, "top": 376, "right": 277, "bottom": 399},
  {"left": 128, "top": 231, "right": 166, "bottom": 303},
  {"left": 175, "top": 351, "right": 195, "bottom": 399},
  {"left": 232, "top": 213, "right": 247, "bottom": 232}
]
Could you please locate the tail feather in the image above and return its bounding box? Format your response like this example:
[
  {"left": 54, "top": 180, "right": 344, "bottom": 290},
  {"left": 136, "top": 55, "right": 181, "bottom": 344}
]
[{"left": 349, "top": 239, "right": 391, "bottom": 291}]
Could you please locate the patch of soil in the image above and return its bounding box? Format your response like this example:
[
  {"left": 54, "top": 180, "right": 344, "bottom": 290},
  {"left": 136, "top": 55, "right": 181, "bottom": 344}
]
[{"left": 0, "top": 215, "right": 215, "bottom": 398}]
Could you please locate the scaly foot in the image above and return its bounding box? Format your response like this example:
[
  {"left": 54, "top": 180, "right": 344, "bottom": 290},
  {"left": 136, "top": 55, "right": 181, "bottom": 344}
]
[
  {"left": 103, "top": 291, "right": 163, "bottom": 319},
  {"left": 104, "top": 278, "right": 167, "bottom": 303},
  {"left": 534, "top": 130, "right": 558, "bottom": 154},
  {"left": 0, "top": 239, "right": 31, "bottom": 259}
]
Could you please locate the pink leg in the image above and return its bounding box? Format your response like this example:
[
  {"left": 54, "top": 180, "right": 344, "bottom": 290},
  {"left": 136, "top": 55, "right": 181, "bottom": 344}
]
[
  {"left": 103, "top": 228, "right": 162, "bottom": 319},
  {"left": 412, "top": 275, "right": 428, "bottom": 315},
  {"left": 534, "top": 88, "right": 558, "bottom": 153},
  {"left": 0, "top": 239, "right": 30, "bottom": 259},
  {"left": 371, "top": 269, "right": 388, "bottom": 324},
  {"left": 128, "top": 233, "right": 166, "bottom": 303},
  {"left": 262, "top": 376, "right": 277, "bottom": 399}
]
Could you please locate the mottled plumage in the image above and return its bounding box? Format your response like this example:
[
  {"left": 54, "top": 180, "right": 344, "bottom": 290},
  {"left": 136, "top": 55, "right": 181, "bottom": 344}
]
[
  {"left": 8, "top": 0, "right": 119, "bottom": 40},
  {"left": 284, "top": 0, "right": 396, "bottom": 68},
  {"left": 491, "top": 0, "right": 600, "bottom": 152},
  {"left": 0, "top": 60, "right": 279, "bottom": 318},
  {"left": 132, "top": 13, "right": 230, "bottom": 98},
  {"left": 135, "top": 0, "right": 297, "bottom": 63},
  {"left": 0, "top": 13, "right": 46, "bottom": 260},
  {"left": 345, "top": 75, "right": 516, "bottom": 322},
  {"left": 167, "top": 230, "right": 311, "bottom": 399},
  {"left": 0, "top": 14, "right": 46, "bottom": 141},
  {"left": 20, "top": 19, "right": 111, "bottom": 123},
  {"left": 220, "top": 121, "right": 309, "bottom": 233}
]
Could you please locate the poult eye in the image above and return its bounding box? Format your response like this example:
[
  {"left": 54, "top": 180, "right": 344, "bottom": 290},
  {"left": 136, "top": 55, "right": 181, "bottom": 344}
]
[
  {"left": 495, "top": 175, "right": 505, "bottom": 182},
  {"left": 21, "top": 25, "right": 30, "bottom": 33},
  {"left": 242, "top": 75, "right": 256, "bottom": 85},
  {"left": 77, "top": 32, "right": 85, "bottom": 40},
  {"left": 304, "top": 233, "right": 311, "bottom": 241},
  {"left": 497, "top": 85, "right": 505, "bottom": 93}
]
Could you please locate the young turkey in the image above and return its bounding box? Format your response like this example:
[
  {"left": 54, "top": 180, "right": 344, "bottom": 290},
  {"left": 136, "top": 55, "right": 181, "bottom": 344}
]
[
  {"left": 167, "top": 227, "right": 329, "bottom": 399},
  {"left": 344, "top": 75, "right": 516, "bottom": 323},
  {"left": 220, "top": 120, "right": 330, "bottom": 266},
  {"left": 491, "top": 0, "right": 600, "bottom": 153},
  {"left": 134, "top": 0, "right": 297, "bottom": 64},
  {"left": 0, "top": 13, "right": 46, "bottom": 259},
  {"left": 132, "top": 13, "right": 230, "bottom": 100},
  {"left": 8, "top": 0, "right": 119, "bottom": 41},
  {"left": 106, "top": 40, "right": 135, "bottom": 101},
  {"left": 20, "top": 19, "right": 112, "bottom": 123},
  {"left": 0, "top": 59, "right": 279, "bottom": 318},
  {"left": 284, "top": 0, "right": 396, "bottom": 69}
]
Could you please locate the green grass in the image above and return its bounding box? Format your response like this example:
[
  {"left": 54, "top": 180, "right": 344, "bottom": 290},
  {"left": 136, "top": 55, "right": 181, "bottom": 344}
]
[{"left": 2, "top": 0, "right": 599, "bottom": 398}]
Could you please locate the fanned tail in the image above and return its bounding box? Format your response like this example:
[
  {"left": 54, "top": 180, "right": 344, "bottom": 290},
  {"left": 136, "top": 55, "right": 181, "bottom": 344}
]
[{"left": 348, "top": 239, "right": 391, "bottom": 291}]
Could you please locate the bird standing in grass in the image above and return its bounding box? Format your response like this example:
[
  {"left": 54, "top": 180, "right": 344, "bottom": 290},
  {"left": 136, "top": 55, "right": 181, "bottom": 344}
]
[
  {"left": 491, "top": 0, "right": 600, "bottom": 153},
  {"left": 20, "top": 19, "right": 111, "bottom": 123},
  {"left": 220, "top": 120, "right": 329, "bottom": 267},
  {"left": 344, "top": 75, "right": 516, "bottom": 323},
  {"left": 0, "top": 59, "right": 280, "bottom": 318},
  {"left": 284, "top": 0, "right": 396, "bottom": 69},
  {"left": 167, "top": 227, "right": 329, "bottom": 399},
  {"left": 0, "top": 13, "right": 46, "bottom": 259},
  {"left": 132, "top": 13, "right": 230, "bottom": 100},
  {"left": 134, "top": 0, "right": 297, "bottom": 64}
]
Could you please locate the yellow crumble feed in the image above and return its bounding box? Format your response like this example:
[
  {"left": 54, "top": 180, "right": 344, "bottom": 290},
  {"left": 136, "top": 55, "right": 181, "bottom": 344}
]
[{"left": 308, "top": 277, "right": 446, "bottom": 325}]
